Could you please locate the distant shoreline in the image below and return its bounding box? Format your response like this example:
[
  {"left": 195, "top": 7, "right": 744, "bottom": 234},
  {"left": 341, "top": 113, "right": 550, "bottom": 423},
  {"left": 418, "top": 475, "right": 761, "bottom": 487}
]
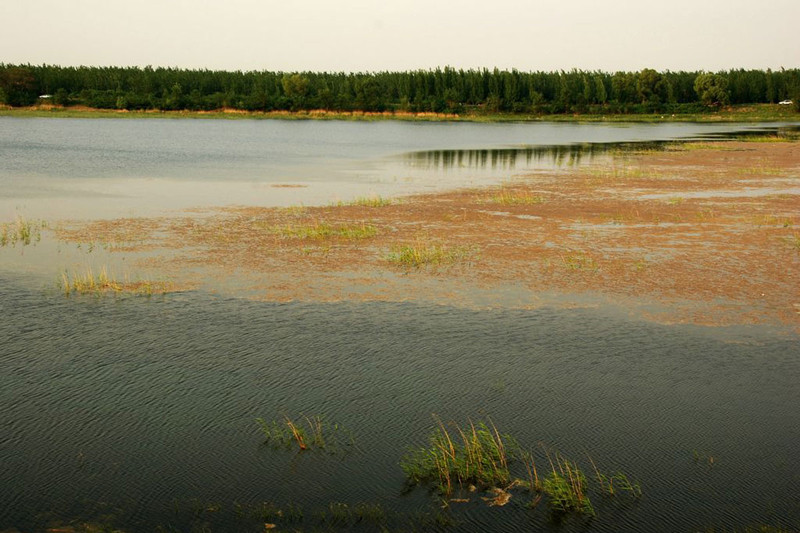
[{"left": 1, "top": 103, "right": 797, "bottom": 123}]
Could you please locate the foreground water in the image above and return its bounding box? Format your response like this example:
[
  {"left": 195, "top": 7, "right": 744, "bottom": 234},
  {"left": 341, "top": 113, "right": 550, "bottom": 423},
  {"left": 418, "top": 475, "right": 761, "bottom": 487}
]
[{"left": 1, "top": 277, "right": 798, "bottom": 532}]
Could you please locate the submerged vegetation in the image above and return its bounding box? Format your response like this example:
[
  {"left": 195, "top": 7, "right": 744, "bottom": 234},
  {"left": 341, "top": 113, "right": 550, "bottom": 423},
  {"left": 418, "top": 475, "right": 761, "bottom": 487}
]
[{"left": 0, "top": 217, "right": 45, "bottom": 247}]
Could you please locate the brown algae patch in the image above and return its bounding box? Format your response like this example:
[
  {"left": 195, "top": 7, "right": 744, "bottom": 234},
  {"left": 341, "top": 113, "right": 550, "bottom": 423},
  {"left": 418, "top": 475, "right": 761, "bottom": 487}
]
[{"left": 50, "top": 141, "right": 800, "bottom": 326}]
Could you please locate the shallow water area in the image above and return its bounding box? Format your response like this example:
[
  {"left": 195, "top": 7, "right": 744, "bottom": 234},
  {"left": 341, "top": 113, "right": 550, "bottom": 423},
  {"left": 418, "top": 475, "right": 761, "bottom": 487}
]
[{"left": 1, "top": 278, "right": 799, "bottom": 532}]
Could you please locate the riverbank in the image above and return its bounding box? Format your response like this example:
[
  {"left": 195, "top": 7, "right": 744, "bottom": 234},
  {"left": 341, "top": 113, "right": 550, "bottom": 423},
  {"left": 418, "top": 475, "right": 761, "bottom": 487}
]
[
  {"left": 1, "top": 103, "right": 797, "bottom": 122},
  {"left": 52, "top": 137, "right": 800, "bottom": 328}
]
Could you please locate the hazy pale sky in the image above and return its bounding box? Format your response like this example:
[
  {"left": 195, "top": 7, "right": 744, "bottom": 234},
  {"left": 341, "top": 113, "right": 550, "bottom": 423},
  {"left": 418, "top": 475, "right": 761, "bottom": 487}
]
[{"left": 3, "top": 0, "right": 798, "bottom": 72}]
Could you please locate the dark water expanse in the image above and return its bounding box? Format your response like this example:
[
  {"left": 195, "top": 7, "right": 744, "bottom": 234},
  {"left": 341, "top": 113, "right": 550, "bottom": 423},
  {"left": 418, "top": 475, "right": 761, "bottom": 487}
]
[
  {"left": 1, "top": 277, "right": 799, "bottom": 532},
  {"left": 1, "top": 117, "right": 796, "bottom": 219}
]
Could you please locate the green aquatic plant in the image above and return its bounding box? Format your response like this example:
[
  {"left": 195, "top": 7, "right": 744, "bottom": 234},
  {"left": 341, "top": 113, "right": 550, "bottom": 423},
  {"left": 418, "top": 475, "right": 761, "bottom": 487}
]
[
  {"left": 276, "top": 221, "right": 377, "bottom": 240},
  {"left": 256, "top": 414, "right": 352, "bottom": 452},
  {"left": 401, "top": 417, "right": 512, "bottom": 494},
  {"left": 588, "top": 456, "right": 642, "bottom": 498},
  {"left": 0, "top": 217, "right": 45, "bottom": 247},
  {"left": 542, "top": 451, "right": 594, "bottom": 516},
  {"left": 386, "top": 242, "right": 476, "bottom": 268},
  {"left": 60, "top": 267, "right": 175, "bottom": 296}
]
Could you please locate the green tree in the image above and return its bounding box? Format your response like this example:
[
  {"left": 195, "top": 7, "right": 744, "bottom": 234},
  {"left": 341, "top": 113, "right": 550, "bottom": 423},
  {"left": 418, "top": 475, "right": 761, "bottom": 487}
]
[
  {"left": 594, "top": 75, "right": 607, "bottom": 104},
  {"left": 694, "top": 72, "right": 730, "bottom": 106},
  {"left": 281, "top": 73, "right": 309, "bottom": 109},
  {"left": 0, "top": 66, "right": 37, "bottom": 106}
]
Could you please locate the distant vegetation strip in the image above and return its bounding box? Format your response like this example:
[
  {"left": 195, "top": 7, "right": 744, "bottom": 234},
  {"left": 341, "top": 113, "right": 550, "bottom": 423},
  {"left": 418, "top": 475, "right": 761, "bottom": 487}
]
[{"left": 1, "top": 64, "right": 798, "bottom": 116}]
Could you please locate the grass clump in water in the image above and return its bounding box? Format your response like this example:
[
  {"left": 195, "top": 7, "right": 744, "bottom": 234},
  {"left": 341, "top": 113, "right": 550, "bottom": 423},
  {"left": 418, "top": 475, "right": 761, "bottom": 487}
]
[
  {"left": 277, "top": 221, "right": 377, "bottom": 240},
  {"left": 0, "top": 217, "right": 46, "bottom": 247},
  {"left": 387, "top": 242, "right": 476, "bottom": 268},
  {"left": 401, "top": 417, "right": 513, "bottom": 494},
  {"left": 542, "top": 451, "right": 595, "bottom": 516},
  {"left": 60, "top": 267, "right": 174, "bottom": 296},
  {"left": 256, "top": 415, "right": 352, "bottom": 453}
]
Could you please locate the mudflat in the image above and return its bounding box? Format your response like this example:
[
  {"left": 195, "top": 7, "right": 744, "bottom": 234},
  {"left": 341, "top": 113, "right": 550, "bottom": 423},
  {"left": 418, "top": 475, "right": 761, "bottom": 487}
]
[{"left": 57, "top": 140, "right": 800, "bottom": 327}]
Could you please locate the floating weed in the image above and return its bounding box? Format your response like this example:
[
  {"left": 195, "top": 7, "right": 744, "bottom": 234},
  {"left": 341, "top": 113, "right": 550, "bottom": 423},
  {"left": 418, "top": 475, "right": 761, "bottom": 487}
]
[
  {"left": 256, "top": 415, "right": 352, "bottom": 453},
  {"left": 487, "top": 189, "right": 546, "bottom": 206},
  {"left": 0, "top": 217, "right": 46, "bottom": 247},
  {"left": 276, "top": 221, "right": 377, "bottom": 240},
  {"left": 400, "top": 417, "right": 513, "bottom": 494},
  {"left": 60, "top": 267, "right": 175, "bottom": 296},
  {"left": 387, "top": 242, "right": 477, "bottom": 269}
]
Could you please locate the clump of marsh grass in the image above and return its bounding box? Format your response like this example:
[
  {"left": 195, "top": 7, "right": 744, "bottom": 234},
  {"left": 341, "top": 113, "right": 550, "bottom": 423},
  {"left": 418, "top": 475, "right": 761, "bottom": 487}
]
[
  {"left": 276, "top": 221, "right": 377, "bottom": 240},
  {"left": 256, "top": 415, "right": 352, "bottom": 453},
  {"left": 0, "top": 217, "right": 46, "bottom": 247},
  {"left": 60, "top": 267, "right": 174, "bottom": 296},
  {"left": 542, "top": 450, "right": 595, "bottom": 516},
  {"left": 487, "top": 189, "right": 545, "bottom": 206},
  {"left": 335, "top": 195, "right": 394, "bottom": 207},
  {"left": 400, "top": 417, "right": 513, "bottom": 494},
  {"left": 386, "top": 242, "right": 476, "bottom": 268}
]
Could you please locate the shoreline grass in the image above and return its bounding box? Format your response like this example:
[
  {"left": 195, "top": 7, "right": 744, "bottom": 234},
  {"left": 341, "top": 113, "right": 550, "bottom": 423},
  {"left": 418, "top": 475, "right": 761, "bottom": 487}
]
[{"left": 2, "top": 104, "right": 796, "bottom": 123}]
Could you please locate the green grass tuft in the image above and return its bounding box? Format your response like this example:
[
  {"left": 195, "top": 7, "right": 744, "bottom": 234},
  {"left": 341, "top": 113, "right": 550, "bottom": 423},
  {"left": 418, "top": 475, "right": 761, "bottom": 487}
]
[
  {"left": 276, "top": 221, "right": 377, "bottom": 240},
  {"left": 0, "top": 217, "right": 46, "bottom": 247},
  {"left": 401, "top": 417, "right": 513, "bottom": 494},
  {"left": 386, "top": 242, "right": 476, "bottom": 268}
]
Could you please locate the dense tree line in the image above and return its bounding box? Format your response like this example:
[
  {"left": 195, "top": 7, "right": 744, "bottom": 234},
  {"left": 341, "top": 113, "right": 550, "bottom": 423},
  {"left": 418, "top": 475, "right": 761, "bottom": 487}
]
[{"left": 1, "top": 64, "right": 798, "bottom": 114}]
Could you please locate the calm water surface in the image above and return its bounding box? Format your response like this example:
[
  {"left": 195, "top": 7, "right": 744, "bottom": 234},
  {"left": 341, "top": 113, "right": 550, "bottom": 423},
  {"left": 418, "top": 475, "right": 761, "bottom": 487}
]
[{"left": 1, "top": 117, "right": 791, "bottom": 219}]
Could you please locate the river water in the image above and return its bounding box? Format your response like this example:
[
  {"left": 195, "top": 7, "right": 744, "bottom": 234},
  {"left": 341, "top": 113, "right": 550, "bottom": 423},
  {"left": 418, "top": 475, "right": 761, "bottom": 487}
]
[{"left": 1, "top": 118, "right": 799, "bottom": 532}]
